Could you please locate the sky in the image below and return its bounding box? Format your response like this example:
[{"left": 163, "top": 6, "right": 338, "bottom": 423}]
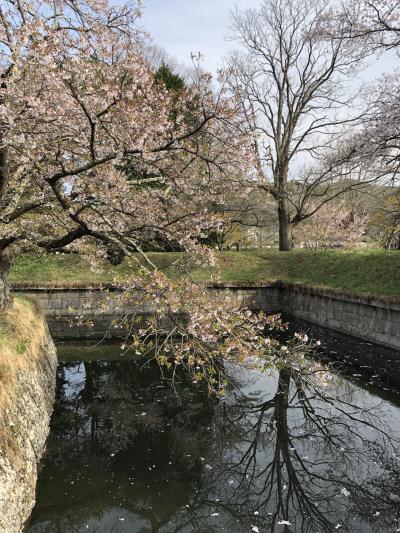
[
  {"left": 141, "top": 0, "right": 260, "bottom": 74},
  {"left": 140, "top": 0, "right": 397, "bottom": 178},
  {"left": 141, "top": 0, "right": 397, "bottom": 79}
]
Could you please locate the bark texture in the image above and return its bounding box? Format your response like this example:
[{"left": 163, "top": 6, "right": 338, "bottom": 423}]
[
  {"left": 0, "top": 253, "right": 11, "bottom": 311},
  {"left": 278, "top": 196, "right": 293, "bottom": 251}
]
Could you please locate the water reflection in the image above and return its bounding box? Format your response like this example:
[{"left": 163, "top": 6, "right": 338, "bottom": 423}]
[{"left": 28, "top": 345, "right": 400, "bottom": 533}]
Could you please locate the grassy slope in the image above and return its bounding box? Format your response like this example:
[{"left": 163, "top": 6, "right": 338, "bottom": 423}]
[
  {"left": 9, "top": 249, "right": 400, "bottom": 297},
  {"left": 0, "top": 297, "right": 44, "bottom": 383},
  {"left": 0, "top": 297, "right": 46, "bottom": 453}
]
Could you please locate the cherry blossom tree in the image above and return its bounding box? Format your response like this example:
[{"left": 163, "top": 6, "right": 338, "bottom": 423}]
[
  {"left": 0, "top": 0, "right": 311, "bottom": 391},
  {"left": 369, "top": 191, "right": 400, "bottom": 249},
  {"left": 293, "top": 201, "right": 367, "bottom": 250},
  {"left": 324, "top": 0, "right": 400, "bottom": 52},
  {"left": 0, "top": 0, "right": 250, "bottom": 308}
]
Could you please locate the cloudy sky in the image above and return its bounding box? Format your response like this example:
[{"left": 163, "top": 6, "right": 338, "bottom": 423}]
[{"left": 141, "top": 0, "right": 260, "bottom": 74}]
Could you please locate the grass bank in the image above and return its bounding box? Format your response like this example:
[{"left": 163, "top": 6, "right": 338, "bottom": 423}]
[{"left": 10, "top": 249, "right": 400, "bottom": 298}]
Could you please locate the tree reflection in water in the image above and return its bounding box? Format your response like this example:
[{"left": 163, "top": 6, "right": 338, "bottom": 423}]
[{"left": 28, "top": 349, "right": 400, "bottom": 533}]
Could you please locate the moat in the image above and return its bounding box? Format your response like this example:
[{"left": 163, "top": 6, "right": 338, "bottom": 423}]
[{"left": 27, "top": 324, "right": 400, "bottom": 533}]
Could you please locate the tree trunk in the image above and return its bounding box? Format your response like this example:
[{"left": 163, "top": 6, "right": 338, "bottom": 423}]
[
  {"left": 0, "top": 253, "right": 11, "bottom": 312},
  {"left": 0, "top": 129, "right": 12, "bottom": 311},
  {"left": 278, "top": 196, "right": 292, "bottom": 251},
  {"left": 275, "top": 158, "right": 292, "bottom": 251},
  {"left": 0, "top": 145, "right": 9, "bottom": 200}
]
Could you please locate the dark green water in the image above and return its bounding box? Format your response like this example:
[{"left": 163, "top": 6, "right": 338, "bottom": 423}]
[{"left": 27, "top": 328, "right": 400, "bottom": 533}]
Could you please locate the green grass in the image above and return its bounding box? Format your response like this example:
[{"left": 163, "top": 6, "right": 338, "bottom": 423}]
[{"left": 9, "top": 249, "right": 400, "bottom": 298}]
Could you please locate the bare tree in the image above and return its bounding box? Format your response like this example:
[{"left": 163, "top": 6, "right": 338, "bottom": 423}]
[
  {"left": 286, "top": 148, "right": 396, "bottom": 231},
  {"left": 227, "top": 0, "right": 367, "bottom": 250}
]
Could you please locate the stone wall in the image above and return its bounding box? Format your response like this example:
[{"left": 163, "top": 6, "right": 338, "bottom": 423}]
[
  {"left": 13, "top": 284, "right": 400, "bottom": 350},
  {"left": 0, "top": 321, "right": 57, "bottom": 533},
  {"left": 12, "top": 287, "right": 155, "bottom": 340},
  {"left": 211, "top": 284, "right": 400, "bottom": 350},
  {"left": 279, "top": 287, "right": 400, "bottom": 350}
]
